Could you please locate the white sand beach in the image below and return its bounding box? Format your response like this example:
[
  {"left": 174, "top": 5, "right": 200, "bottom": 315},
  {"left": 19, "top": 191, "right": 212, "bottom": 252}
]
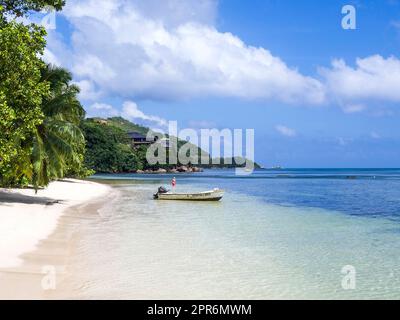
[{"left": 0, "top": 179, "right": 111, "bottom": 299}]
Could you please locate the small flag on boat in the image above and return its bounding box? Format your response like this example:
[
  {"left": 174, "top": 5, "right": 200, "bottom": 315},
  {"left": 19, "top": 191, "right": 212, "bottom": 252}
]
[{"left": 172, "top": 177, "right": 176, "bottom": 187}]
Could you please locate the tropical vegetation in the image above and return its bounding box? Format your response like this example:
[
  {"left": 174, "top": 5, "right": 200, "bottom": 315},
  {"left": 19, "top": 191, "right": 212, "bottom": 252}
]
[
  {"left": 30, "top": 65, "right": 92, "bottom": 187},
  {"left": 82, "top": 118, "right": 144, "bottom": 173},
  {"left": 0, "top": 0, "right": 90, "bottom": 189},
  {"left": 81, "top": 117, "right": 260, "bottom": 173}
]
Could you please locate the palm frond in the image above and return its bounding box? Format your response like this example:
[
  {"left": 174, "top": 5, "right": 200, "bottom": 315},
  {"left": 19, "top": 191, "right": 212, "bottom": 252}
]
[{"left": 28, "top": 64, "right": 87, "bottom": 188}]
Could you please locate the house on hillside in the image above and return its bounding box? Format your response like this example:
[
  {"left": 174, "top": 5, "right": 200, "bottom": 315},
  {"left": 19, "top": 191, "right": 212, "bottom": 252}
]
[
  {"left": 127, "top": 132, "right": 156, "bottom": 147},
  {"left": 127, "top": 131, "right": 172, "bottom": 150}
]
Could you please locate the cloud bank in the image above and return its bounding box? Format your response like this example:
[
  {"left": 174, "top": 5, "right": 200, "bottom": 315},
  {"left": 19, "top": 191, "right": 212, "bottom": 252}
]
[
  {"left": 44, "top": 0, "right": 400, "bottom": 116},
  {"left": 46, "top": 0, "right": 326, "bottom": 105},
  {"left": 321, "top": 55, "right": 400, "bottom": 112}
]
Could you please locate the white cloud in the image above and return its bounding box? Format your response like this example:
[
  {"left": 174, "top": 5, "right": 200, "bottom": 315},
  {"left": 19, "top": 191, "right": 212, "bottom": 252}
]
[
  {"left": 73, "top": 55, "right": 116, "bottom": 84},
  {"left": 321, "top": 55, "right": 400, "bottom": 103},
  {"left": 73, "top": 80, "right": 102, "bottom": 101},
  {"left": 275, "top": 125, "right": 297, "bottom": 137},
  {"left": 121, "top": 101, "right": 167, "bottom": 127},
  {"left": 342, "top": 103, "right": 365, "bottom": 114},
  {"left": 46, "top": 0, "right": 326, "bottom": 105},
  {"left": 42, "top": 31, "right": 71, "bottom": 68},
  {"left": 87, "top": 102, "right": 119, "bottom": 118},
  {"left": 86, "top": 101, "right": 167, "bottom": 128},
  {"left": 91, "top": 102, "right": 116, "bottom": 111},
  {"left": 42, "top": 48, "right": 61, "bottom": 66},
  {"left": 130, "top": 0, "right": 218, "bottom": 27}
]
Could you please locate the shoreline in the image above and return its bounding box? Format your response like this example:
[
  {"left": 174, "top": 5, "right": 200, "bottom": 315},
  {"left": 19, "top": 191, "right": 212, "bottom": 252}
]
[{"left": 0, "top": 179, "right": 113, "bottom": 299}]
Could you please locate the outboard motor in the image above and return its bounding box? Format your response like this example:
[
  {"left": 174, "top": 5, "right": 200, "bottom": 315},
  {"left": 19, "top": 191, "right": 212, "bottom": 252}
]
[
  {"left": 158, "top": 186, "right": 168, "bottom": 194},
  {"left": 154, "top": 186, "right": 168, "bottom": 199}
]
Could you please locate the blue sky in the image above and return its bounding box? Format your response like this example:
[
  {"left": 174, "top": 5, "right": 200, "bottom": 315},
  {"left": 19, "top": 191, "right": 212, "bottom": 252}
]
[{"left": 42, "top": 0, "right": 400, "bottom": 167}]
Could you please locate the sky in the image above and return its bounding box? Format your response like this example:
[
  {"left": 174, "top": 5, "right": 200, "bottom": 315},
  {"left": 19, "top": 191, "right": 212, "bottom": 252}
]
[{"left": 37, "top": 0, "right": 400, "bottom": 167}]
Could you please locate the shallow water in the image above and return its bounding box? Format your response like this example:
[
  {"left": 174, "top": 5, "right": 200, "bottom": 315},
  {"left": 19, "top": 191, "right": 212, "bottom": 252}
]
[{"left": 69, "top": 169, "right": 400, "bottom": 299}]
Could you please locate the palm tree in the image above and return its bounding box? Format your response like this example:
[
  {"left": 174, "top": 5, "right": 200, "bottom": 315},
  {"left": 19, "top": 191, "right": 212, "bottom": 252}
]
[{"left": 30, "top": 65, "right": 86, "bottom": 189}]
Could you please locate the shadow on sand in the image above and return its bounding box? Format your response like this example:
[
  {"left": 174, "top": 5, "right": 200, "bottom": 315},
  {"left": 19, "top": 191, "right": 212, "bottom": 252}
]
[{"left": 0, "top": 191, "right": 63, "bottom": 206}]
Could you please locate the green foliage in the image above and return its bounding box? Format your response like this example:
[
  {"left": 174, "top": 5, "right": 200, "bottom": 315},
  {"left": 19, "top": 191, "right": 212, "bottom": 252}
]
[
  {"left": 81, "top": 117, "right": 260, "bottom": 173},
  {"left": 82, "top": 119, "right": 141, "bottom": 173},
  {"left": 0, "top": 19, "right": 48, "bottom": 186},
  {"left": 0, "top": 0, "right": 90, "bottom": 189},
  {"left": 0, "top": 0, "right": 64, "bottom": 17},
  {"left": 105, "top": 117, "right": 149, "bottom": 135},
  {"left": 29, "top": 65, "right": 89, "bottom": 188},
  {"left": 82, "top": 118, "right": 199, "bottom": 173},
  {"left": 0, "top": 93, "right": 15, "bottom": 165},
  {"left": 101, "top": 118, "right": 209, "bottom": 168}
]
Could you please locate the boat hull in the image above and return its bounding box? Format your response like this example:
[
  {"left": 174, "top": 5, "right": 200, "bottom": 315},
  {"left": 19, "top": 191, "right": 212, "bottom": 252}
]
[{"left": 155, "top": 190, "right": 224, "bottom": 201}]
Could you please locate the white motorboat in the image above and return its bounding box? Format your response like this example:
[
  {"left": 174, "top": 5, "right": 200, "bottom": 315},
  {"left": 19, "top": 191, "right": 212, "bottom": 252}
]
[{"left": 153, "top": 187, "right": 224, "bottom": 201}]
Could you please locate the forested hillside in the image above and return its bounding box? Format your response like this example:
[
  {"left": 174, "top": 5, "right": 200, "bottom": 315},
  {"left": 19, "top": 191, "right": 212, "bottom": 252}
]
[{"left": 81, "top": 117, "right": 259, "bottom": 173}]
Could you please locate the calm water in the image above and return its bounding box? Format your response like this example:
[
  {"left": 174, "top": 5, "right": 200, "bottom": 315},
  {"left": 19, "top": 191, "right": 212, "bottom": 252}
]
[{"left": 70, "top": 169, "right": 400, "bottom": 299}]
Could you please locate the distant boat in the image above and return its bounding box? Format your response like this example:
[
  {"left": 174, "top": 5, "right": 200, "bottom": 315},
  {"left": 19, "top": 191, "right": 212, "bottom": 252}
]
[{"left": 153, "top": 187, "right": 224, "bottom": 201}]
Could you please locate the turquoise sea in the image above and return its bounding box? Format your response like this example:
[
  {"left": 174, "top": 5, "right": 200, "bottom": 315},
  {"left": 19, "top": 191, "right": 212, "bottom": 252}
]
[{"left": 70, "top": 169, "right": 400, "bottom": 299}]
